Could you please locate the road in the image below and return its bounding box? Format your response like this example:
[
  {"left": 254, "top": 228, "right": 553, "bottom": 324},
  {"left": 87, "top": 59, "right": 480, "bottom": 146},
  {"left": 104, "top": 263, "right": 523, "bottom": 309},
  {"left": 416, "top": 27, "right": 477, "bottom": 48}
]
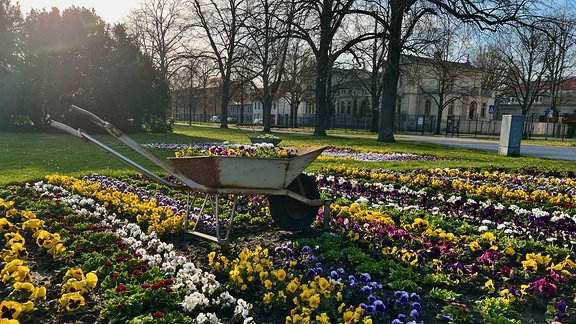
[{"left": 396, "top": 134, "right": 576, "bottom": 162}]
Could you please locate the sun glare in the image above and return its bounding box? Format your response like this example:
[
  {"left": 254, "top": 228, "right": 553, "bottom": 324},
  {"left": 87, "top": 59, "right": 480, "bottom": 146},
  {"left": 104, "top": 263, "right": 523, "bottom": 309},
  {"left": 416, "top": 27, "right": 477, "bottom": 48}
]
[{"left": 16, "top": 0, "right": 140, "bottom": 24}]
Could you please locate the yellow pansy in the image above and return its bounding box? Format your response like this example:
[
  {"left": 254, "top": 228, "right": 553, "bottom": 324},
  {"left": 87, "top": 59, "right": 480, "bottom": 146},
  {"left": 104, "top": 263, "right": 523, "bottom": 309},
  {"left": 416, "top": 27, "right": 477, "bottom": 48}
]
[
  {"left": 484, "top": 279, "right": 495, "bottom": 293},
  {"left": 309, "top": 294, "right": 321, "bottom": 308}
]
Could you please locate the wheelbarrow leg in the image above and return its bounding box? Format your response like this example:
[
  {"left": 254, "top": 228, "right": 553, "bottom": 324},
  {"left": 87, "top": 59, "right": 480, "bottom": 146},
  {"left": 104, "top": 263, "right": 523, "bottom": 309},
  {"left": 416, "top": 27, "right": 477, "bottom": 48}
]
[
  {"left": 212, "top": 195, "right": 237, "bottom": 245},
  {"left": 184, "top": 191, "right": 199, "bottom": 232},
  {"left": 186, "top": 193, "right": 236, "bottom": 248}
]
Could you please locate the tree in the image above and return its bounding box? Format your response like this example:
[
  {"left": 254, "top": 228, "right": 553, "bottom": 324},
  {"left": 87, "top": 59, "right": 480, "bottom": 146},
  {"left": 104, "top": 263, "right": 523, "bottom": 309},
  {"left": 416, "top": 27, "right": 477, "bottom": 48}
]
[
  {"left": 283, "top": 39, "right": 315, "bottom": 128},
  {"left": 231, "top": 50, "right": 258, "bottom": 125},
  {"left": 402, "top": 17, "right": 478, "bottom": 134},
  {"left": 349, "top": 15, "right": 388, "bottom": 133},
  {"left": 374, "top": 0, "right": 539, "bottom": 142},
  {"left": 473, "top": 44, "right": 507, "bottom": 96},
  {"left": 191, "top": 0, "right": 248, "bottom": 128},
  {"left": 497, "top": 24, "right": 550, "bottom": 118},
  {"left": 9, "top": 6, "right": 168, "bottom": 132},
  {"left": 541, "top": 12, "right": 576, "bottom": 112},
  {"left": 0, "top": 0, "right": 23, "bottom": 130},
  {"left": 104, "top": 24, "right": 168, "bottom": 132},
  {"left": 243, "top": 0, "right": 290, "bottom": 132},
  {"left": 19, "top": 6, "right": 111, "bottom": 128},
  {"left": 129, "top": 0, "right": 190, "bottom": 122},
  {"left": 289, "top": 0, "right": 381, "bottom": 136}
]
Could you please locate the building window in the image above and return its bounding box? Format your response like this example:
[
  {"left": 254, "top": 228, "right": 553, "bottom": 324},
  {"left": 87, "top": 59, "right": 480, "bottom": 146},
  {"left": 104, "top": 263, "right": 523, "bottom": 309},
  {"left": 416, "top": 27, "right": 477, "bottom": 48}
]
[
  {"left": 469, "top": 101, "right": 477, "bottom": 120},
  {"left": 448, "top": 103, "right": 454, "bottom": 116},
  {"left": 347, "top": 101, "right": 352, "bottom": 114},
  {"left": 397, "top": 97, "right": 402, "bottom": 114},
  {"left": 424, "top": 99, "right": 431, "bottom": 115},
  {"left": 481, "top": 103, "right": 487, "bottom": 117}
]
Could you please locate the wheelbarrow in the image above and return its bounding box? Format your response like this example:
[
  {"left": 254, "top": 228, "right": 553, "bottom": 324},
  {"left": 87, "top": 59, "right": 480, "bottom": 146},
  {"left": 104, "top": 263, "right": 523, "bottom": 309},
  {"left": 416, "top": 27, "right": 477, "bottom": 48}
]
[
  {"left": 236, "top": 125, "right": 282, "bottom": 146},
  {"left": 49, "top": 106, "right": 330, "bottom": 247}
]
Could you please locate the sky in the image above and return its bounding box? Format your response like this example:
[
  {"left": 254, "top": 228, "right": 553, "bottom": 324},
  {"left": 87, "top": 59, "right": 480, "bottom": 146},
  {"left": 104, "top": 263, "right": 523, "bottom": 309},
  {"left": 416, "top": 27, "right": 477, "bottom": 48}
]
[{"left": 16, "top": 0, "right": 143, "bottom": 24}]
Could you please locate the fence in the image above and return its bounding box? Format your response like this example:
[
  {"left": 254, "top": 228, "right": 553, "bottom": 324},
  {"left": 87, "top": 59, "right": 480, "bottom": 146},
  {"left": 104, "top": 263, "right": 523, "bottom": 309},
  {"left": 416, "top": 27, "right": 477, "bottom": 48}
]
[
  {"left": 395, "top": 114, "right": 573, "bottom": 139},
  {"left": 175, "top": 110, "right": 574, "bottom": 139}
]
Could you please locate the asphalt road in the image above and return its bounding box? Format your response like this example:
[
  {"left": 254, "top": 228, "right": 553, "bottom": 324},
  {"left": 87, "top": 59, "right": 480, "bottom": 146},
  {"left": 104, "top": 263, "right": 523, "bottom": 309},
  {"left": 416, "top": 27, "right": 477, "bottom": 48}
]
[{"left": 396, "top": 134, "right": 576, "bottom": 162}]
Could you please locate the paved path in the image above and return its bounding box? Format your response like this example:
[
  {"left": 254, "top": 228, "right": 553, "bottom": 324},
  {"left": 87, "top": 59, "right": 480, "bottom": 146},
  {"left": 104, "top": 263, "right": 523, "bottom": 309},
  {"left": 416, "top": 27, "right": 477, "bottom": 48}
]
[{"left": 396, "top": 135, "right": 576, "bottom": 162}]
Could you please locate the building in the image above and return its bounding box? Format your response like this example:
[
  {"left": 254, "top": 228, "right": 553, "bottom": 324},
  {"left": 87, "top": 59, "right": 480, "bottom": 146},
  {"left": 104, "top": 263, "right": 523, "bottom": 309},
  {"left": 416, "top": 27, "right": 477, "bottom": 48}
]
[
  {"left": 328, "top": 55, "right": 496, "bottom": 132},
  {"left": 172, "top": 55, "right": 496, "bottom": 132},
  {"left": 497, "top": 78, "right": 576, "bottom": 119}
]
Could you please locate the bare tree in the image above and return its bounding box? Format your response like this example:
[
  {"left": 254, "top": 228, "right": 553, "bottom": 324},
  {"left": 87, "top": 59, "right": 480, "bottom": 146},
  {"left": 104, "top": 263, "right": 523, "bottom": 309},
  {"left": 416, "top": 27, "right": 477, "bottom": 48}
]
[
  {"left": 497, "top": 24, "right": 550, "bottom": 118},
  {"left": 473, "top": 44, "right": 507, "bottom": 96},
  {"left": 243, "top": 0, "right": 291, "bottom": 132},
  {"left": 289, "top": 0, "right": 381, "bottom": 136},
  {"left": 172, "top": 56, "right": 217, "bottom": 123},
  {"left": 194, "top": 57, "right": 219, "bottom": 122},
  {"left": 372, "top": 0, "right": 540, "bottom": 142},
  {"left": 191, "top": 0, "right": 247, "bottom": 128},
  {"left": 403, "top": 17, "right": 478, "bottom": 134},
  {"left": 129, "top": 0, "right": 189, "bottom": 88},
  {"left": 283, "top": 39, "right": 315, "bottom": 128},
  {"left": 541, "top": 12, "right": 576, "bottom": 112},
  {"left": 231, "top": 47, "right": 258, "bottom": 125},
  {"left": 349, "top": 14, "right": 388, "bottom": 133}
]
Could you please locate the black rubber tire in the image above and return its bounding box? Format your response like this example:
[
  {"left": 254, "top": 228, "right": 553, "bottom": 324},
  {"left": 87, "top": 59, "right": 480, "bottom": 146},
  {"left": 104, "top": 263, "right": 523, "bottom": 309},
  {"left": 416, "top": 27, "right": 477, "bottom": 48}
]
[{"left": 268, "top": 173, "right": 320, "bottom": 231}]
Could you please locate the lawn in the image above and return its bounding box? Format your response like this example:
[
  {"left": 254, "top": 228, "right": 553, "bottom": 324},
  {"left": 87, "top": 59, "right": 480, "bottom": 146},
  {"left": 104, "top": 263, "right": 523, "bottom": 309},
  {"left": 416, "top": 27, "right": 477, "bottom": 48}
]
[
  {"left": 0, "top": 125, "right": 575, "bottom": 323},
  {"left": 1, "top": 124, "right": 573, "bottom": 185}
]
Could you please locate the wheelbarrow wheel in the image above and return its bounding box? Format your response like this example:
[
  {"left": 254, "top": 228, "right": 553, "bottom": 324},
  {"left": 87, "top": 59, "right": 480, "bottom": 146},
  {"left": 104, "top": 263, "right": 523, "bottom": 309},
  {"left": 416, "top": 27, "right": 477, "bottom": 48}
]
[{"left": 269, "top": 173, "right": 320, "bottom": 231}]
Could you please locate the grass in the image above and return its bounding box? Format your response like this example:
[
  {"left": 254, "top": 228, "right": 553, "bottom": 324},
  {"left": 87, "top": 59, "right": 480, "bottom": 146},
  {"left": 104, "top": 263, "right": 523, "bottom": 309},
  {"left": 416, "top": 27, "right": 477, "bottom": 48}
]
[{"left": 1, "top": 124, "right": 574, "bottom": 185}]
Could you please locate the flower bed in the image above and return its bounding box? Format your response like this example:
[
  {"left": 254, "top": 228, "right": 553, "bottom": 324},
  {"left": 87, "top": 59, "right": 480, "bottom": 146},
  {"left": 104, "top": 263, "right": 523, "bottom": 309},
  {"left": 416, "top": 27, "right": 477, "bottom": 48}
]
[{"left": 0, "top": 161, "right": 575, "bottom": 322}]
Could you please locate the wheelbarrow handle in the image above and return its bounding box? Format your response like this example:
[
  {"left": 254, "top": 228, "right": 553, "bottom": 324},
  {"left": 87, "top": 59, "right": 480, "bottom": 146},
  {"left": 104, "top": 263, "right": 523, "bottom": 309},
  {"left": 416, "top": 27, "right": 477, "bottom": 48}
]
[
  {"left": 64, "top": 105, "right": 208, "bottom": 191},
  {"left": 69, "top": 105, "right": 109, "bottom": 128}
]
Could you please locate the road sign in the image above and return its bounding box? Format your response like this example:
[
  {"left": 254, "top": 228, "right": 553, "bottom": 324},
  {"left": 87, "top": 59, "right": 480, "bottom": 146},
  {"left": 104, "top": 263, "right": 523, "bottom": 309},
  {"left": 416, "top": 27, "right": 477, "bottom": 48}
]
[{"left": 488, "top": 105, "right": 495, "bottom": 114}]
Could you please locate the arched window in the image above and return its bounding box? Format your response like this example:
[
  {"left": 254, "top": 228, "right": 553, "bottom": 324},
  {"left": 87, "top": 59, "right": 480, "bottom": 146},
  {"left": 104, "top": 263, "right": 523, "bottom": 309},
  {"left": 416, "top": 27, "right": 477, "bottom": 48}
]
[
  {"left": 481, "top": 103, "right": 487, "bottom": 117},
  {"left": 469, "top": 102, "right": 477, "bottom": 120}
]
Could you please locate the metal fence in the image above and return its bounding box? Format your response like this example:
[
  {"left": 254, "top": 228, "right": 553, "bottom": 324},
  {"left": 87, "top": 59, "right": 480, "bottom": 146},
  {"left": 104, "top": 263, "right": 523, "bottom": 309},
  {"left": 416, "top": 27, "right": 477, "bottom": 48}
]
[{"left": 176, "top": 111, "right": 575, "bottom": 139}]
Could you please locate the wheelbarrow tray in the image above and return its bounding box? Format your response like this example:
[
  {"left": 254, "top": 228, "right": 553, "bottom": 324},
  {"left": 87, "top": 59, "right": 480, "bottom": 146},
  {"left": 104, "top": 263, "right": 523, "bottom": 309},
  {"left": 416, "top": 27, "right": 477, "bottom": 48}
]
[{"left": 168, "top": 146, "right": 324, "bottom": 189}]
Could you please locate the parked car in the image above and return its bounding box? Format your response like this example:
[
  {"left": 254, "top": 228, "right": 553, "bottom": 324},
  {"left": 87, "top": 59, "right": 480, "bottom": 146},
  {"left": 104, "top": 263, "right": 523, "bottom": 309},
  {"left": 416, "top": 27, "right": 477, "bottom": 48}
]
[
  {"left": 209, "top": 115, "right": 221, "bottom": 123},
  {"left": 253, "top": 118, "right": 263, "bottom": 125},
  {"left": 227, "top": 117, "right": 238, "bottom": 124}
]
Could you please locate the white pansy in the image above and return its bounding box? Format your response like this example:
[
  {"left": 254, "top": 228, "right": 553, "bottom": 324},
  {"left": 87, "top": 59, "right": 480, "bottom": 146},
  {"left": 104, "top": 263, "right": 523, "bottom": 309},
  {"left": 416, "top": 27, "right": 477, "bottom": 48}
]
[
  {"left": 234, "top": 299, "right": 252, "bottom": 319},
  {"left": 30, "top": 179, "right": 238, "bottom": 319},
  {"left": 355, "top": 197, "right": 369, "bottom": 204},
  {"left": 181, "top": 291, "right": 209, "bottom": 312}
]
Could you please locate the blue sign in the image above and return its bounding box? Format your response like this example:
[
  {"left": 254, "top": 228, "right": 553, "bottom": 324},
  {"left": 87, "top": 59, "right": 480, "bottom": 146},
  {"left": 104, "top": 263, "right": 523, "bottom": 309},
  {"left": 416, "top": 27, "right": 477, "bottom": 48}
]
[{"left": 488, "top": 105, "right": 495, "bottom": 114}]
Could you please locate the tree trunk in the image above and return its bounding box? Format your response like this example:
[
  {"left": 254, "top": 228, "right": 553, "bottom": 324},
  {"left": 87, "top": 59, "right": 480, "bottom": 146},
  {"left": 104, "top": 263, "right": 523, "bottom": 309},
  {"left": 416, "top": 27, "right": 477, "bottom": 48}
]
[
  {"left": 263, "top": 96, "right": 273, "bottom": 132},
  {"left": 220, "top": 78, "right": 230, "bottom": 128},
  {"left": 435, "top": 98, "right": 445, "bottom": 134},
  {"left": 377, "top": 2, "right": 404, "bottom": 143},
  {"left": 313, "top": 9, "right": 333, "bottom": 137},
  {"left": 378, "top": 48, "right": 401, "bottom": 142},
  {"left": 314, "top": 63, "right": 329, "bottom": 136}
]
